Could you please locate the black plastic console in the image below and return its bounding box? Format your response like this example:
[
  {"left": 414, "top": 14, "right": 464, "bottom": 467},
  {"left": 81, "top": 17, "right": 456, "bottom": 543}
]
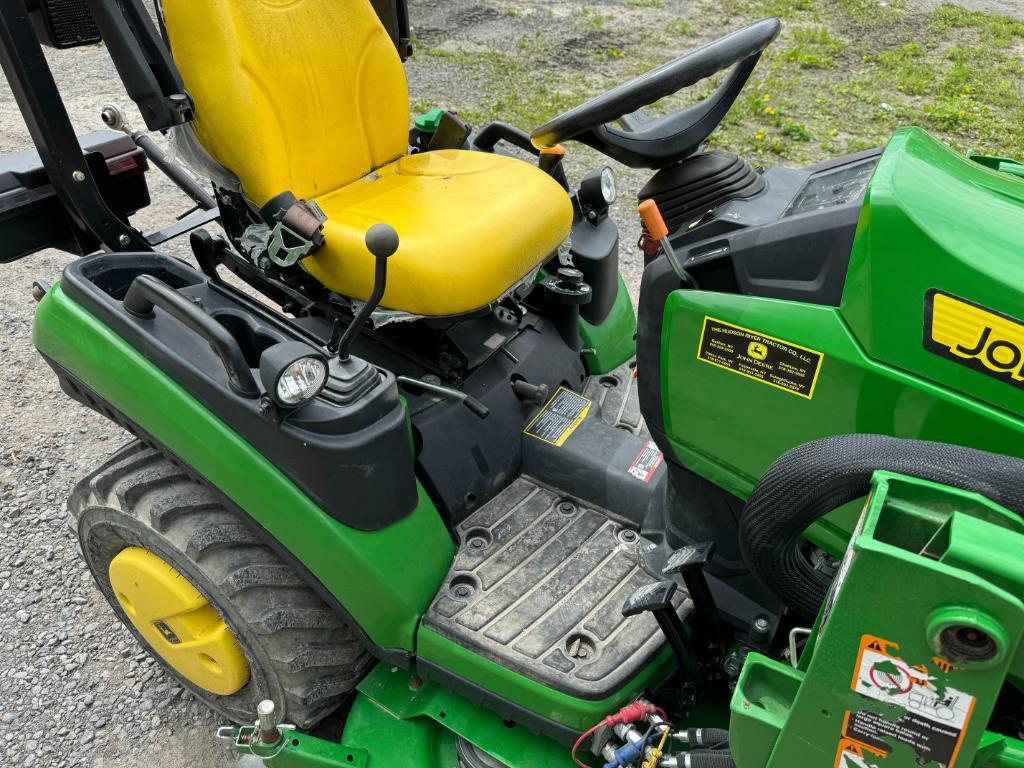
[{"left": 57, "top": 253, "right": 419, "bottom": 530}]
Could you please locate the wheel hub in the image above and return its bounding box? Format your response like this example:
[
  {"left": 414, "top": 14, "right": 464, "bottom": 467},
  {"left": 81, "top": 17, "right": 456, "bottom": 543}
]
[{"left": 108, "top": 547, "right": 250, "bottom": 695}]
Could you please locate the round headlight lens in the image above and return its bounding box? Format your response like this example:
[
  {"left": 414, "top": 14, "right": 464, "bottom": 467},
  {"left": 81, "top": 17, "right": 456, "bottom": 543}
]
[
  {"left": 600, "top": 167, "right": 617, "bottom": 205},
  {"left": 275, "top": 357, "right": 327, "bottom": 406}
]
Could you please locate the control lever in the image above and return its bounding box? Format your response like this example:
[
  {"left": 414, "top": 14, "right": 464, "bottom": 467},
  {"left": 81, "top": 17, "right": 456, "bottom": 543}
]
[
  {"left": 663, "top": 542, "right": 722, "bottom": 649},
  {"left": 396, "top": 376, "right": 490, "bottom": 420},
  {"left": 622, "top": 580, "right": 699, "bottom": 710},
  {"left": 637, "top": 199, "right": 699, "bottom": 288},
  {"left": 335, "top": 224, "right": 399, "bottom": 361}
]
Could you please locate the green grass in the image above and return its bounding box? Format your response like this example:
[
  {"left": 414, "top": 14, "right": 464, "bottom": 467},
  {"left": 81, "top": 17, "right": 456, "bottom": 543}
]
[{"left": 415, "top": 0, "right": 1024, "bottom": 164}]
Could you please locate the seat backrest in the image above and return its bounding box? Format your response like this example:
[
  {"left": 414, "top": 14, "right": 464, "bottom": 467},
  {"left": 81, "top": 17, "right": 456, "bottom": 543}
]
[{"left": 160, "top": 0, "right": 409, "bottom": 206}]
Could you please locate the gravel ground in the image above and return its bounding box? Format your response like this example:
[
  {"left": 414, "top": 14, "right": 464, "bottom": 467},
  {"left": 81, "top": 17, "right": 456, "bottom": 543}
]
[{"left": 0, "top": 1, "right": 1020, "bottom": 766}]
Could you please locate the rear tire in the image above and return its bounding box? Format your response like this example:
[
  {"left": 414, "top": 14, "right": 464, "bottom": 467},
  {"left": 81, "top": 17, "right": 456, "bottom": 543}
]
[{"left": 69, "top": 441, "right": 372, "bottom": 728}]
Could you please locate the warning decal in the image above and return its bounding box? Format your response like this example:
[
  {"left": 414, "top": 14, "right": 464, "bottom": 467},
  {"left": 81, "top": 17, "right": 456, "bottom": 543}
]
[
  {"left": 524, "top": 387, "right": 591, "bottom": 447},
  {"left": 697, "top": 317, "right": 824, "bottom": 399},
  {"left": 836, "top": 635, "right": 975, "bottom": 768},
  {"left": 628, "top": 441, "right": 663, "bottom": 483}
]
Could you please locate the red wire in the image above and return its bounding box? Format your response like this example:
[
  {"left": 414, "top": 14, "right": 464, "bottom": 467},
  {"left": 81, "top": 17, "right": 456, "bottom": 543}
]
[{"left": 571, "top": 723, "right": 603, "bottom": 768}]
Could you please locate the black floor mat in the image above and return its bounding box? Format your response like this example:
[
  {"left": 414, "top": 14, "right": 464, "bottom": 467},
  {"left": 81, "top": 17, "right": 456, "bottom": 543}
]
[
  {"left": 583, "top": 358, "right": 647, "bottom": 437},
  {"left": 423, "top": 476, "right": 688, "bottom": 699}
]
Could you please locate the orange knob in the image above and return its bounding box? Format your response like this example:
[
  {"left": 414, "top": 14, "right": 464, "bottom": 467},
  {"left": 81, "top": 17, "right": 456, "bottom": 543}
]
[{"left": 638, "top": 199, "right": 669, "bottom": 241}]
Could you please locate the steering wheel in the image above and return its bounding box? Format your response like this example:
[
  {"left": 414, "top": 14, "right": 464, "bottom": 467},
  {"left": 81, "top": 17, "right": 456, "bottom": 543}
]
[{"left": 530, "top": 18, "right": 781, "bottom": 169}]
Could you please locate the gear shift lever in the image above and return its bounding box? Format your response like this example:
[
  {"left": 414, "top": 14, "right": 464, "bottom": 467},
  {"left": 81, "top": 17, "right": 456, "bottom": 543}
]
[{"left": 335, "top": 224, "right": 399, "bottom": 360}]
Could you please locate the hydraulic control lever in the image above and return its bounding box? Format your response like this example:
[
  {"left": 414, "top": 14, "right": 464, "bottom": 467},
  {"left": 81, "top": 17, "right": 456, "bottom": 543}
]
[
  {"left": 623, "top": 580, "right": 699, "bottom": 711},
  {"left": 334, "top": 223, "right": 399, "bottom": 360},
  {"left": 637, "top": 199, "right": 698, "bottom": 288}
]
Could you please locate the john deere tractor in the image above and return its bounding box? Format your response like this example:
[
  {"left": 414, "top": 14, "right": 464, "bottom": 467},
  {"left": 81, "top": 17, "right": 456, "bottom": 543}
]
[{"left": 3, "top": 1, "right": 1024, "bottom": 767}]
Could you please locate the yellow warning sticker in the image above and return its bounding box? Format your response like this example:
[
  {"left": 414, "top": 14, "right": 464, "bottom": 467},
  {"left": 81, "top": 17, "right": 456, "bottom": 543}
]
[
  {"left": 523, "top": 387, "right": 591, "bottom": 447},
  {"left": 697, "top": 317, "right": 824, "bottom": 399},
  {"left": 925, "top": 289, "right": 1024, "bottom": 389}
]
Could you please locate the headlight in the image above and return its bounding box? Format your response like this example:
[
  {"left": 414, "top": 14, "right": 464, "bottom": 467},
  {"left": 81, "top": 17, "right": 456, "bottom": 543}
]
[
  {"left": 599, "top": 166, "right": 617, "bottom": 204},
  {"left": 259, "top": 342, "right": 328, "bottom": 409},
  {"left": 276, "top": 357, "right": 327, "bottom": 405},
  {"left": 579, "top": 166, "right": 617, "bottom": 216}
]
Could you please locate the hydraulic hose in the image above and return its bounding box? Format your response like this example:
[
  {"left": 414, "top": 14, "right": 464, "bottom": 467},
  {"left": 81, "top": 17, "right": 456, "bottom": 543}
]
[
  {"left": 739, "top": 435, "right": 1024, "bottom": 619},
  {"left": 680, "top": 728, "right": 729, "bottom": 749},
  {"left": 677, "top": 750, "right": 736, "bottom": 768}
]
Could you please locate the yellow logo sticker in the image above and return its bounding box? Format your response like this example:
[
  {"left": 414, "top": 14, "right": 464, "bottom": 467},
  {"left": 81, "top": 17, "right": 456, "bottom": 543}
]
[{"left": 925, "top": 290, "right": 1024, "bottom": 389}]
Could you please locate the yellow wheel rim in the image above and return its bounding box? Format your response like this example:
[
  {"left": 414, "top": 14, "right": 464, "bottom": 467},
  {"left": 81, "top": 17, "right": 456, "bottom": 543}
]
[{"left": 108, "top": 547, "right": 250, "bottom": 696}]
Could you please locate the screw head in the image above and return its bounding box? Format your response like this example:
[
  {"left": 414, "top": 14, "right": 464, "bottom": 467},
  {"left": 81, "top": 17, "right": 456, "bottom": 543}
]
[
  {"left": 753, "top": 616, "right": 770, "bottom": 632},
  {"left": 557, "top": 501, "right": 577, "bottom": 517},
  {"left": 72, "top": 170, "right": 86, "bottom": 182},
  {"left": 118, "top": 234, "right": 131, "bottom": 247},
  {"left": 454, "top": 585, "right": 471, "bottom": 598}
]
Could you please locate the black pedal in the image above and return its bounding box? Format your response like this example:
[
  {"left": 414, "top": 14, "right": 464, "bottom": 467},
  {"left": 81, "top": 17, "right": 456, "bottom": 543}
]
[
  {"left": 664, "top": 542, "right": 722, "bottom": 649},
  {"left": 623, "top": 580, "right": 698, "bottom": 710}
]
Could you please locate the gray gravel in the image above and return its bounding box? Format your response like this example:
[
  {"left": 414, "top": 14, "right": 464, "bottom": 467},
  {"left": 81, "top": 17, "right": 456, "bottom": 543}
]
[{"left": 0, "top": 0, "right": 1019, "bottom": 766}]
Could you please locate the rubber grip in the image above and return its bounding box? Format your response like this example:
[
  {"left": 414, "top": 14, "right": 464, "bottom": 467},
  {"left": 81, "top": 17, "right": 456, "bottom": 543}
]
[{"left": 638, "top": 199, "right": 669, "bottom": 241}]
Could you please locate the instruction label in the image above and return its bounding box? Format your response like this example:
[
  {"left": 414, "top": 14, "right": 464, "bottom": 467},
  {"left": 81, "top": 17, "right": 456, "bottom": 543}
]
[
  {"left": 524, "top": 387, "right": 591, "bottom": 447},
  {"left": 628, "top": 441, "right": 663, "bottom": 483},
  {"left": 836, "top": 635, "right": 975, "bottom": 768},
  {"left": 697, "top": 317, "right": 823, "bottom": 399}
]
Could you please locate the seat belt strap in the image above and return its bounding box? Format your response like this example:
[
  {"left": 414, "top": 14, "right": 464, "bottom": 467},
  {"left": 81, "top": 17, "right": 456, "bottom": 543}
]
[{"left": 260, "top": 191, "right": 328, "bottom": 268}]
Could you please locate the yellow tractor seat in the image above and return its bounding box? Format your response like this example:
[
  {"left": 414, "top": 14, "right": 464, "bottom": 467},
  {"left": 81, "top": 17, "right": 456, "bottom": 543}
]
[
  {"left": 159, "top": 0, "right": 573, "bottom": 317},
  {"left": 304, "top": 151, "right": 572, "bottom": 317}
]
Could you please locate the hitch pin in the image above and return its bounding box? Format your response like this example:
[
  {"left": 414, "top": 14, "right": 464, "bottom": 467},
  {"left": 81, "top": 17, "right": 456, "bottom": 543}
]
[{"left": 638, "top": 200, "right": 698, "bottom": 287}]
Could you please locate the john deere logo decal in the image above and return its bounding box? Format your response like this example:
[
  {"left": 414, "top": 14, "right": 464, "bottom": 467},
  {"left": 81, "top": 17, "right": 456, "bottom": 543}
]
[
  {"left": 153, "top": 620, "right": 182, "bottom": 645},
  {"left": 924, "top": 289, "right": 1024, "bottom": 389}
]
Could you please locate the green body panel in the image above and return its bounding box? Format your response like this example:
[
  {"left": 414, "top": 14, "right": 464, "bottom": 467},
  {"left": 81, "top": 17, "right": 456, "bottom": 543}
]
[
  {"left": 842, "top": 127, "right": 1024, "bottom": 417},
  {"left": 416, "top": 627, "right": 672, "bottom": 731},
  {"left": 580, "top": 275, "right": 637, "bottom": 375},
  {"left": 731, "top": 473, "right": 1024, "bottom": 768},
  {"left": 233, "top": 663, "right": 572, "bottom": 767},
  {"left": 32, "top": 284, "right": 455, "bottom": 652},
  {"left": 659, "top": 291, "right": 1024, "bottom": 551},
  {"left": 658, "top": 127, "right": 1024, "bottom": 552}
]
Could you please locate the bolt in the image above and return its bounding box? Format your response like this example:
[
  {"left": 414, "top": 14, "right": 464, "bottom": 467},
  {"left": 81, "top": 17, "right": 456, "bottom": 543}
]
[
  {"left": 618, "top": 529, "right": 639, "bottom": 545},
  {"left": 256, "top": 700, "right": 280, "bottom": 744},
  {"left": 469, "top": 538, "right": 485, "bottom": 549},
  {"left": 753, "top": 616, "right": 770, "bottom": 633},
  {"left": 118, "top": 234, "right": 131, "bottom": 247},
  {"left": 408, "top": 676, "right": 423, "bottom": 691},
  {"left": 72, "top": 170, "right": 86, "bottom": 182},
  {"left": 557, "top": 501, "right": 577, "bottom": 517},
  {"left": 453, "top": 585, "right": 472, "bottom": 598}
]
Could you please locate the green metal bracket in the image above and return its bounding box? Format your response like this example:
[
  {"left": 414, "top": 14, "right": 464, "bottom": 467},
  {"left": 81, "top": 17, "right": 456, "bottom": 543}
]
[
  {"left": 966, "top": 150, "right": 1024, "bottom": 180},
  {"left": 731, "top": 472, "right": 1024, "bottom": 768},
  {"left": 227, "top": 664, "right": 575, "bottom": 768}
]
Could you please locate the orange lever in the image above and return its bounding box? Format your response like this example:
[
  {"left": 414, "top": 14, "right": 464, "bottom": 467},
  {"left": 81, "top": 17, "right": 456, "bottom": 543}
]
[{"left": 638, "top": 199, "right": 669, "bottom": 241}]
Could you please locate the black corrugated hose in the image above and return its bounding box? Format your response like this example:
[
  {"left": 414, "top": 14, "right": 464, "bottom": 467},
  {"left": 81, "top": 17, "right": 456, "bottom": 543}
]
[
  {"left": 739, "top": 435, "right": 1024, "bottom": 619},
  {"left": 680, "top": 750, "right": 736, "bottom": 768}
]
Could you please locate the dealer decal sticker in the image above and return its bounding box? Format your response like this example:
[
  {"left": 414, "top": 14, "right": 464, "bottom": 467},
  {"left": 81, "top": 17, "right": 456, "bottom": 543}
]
[
  {"left": 835, "top": 635, "right": 976, "bottom": 768},
  {"left": 925, "top": 289, "right": 1024, "bottom": 389},
  {"left": 697, "top": 317, "right": 824, "bottom": 399}
]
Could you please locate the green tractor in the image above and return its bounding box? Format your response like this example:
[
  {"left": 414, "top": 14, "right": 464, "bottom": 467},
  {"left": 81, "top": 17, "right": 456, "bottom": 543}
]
[{"left": 3, "top": 0, "right": 1024, "bottom": 766}]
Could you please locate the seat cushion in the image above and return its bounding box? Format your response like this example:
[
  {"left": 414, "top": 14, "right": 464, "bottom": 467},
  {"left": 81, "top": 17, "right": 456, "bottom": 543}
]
[{"left": 303, "top": 150, "right": 573, "bottom": 317}]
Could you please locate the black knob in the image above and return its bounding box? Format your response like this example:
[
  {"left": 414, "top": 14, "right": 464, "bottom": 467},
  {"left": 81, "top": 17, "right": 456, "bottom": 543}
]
[{"left": 365, "top": 223, "right": 400, "bottom": 259}]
